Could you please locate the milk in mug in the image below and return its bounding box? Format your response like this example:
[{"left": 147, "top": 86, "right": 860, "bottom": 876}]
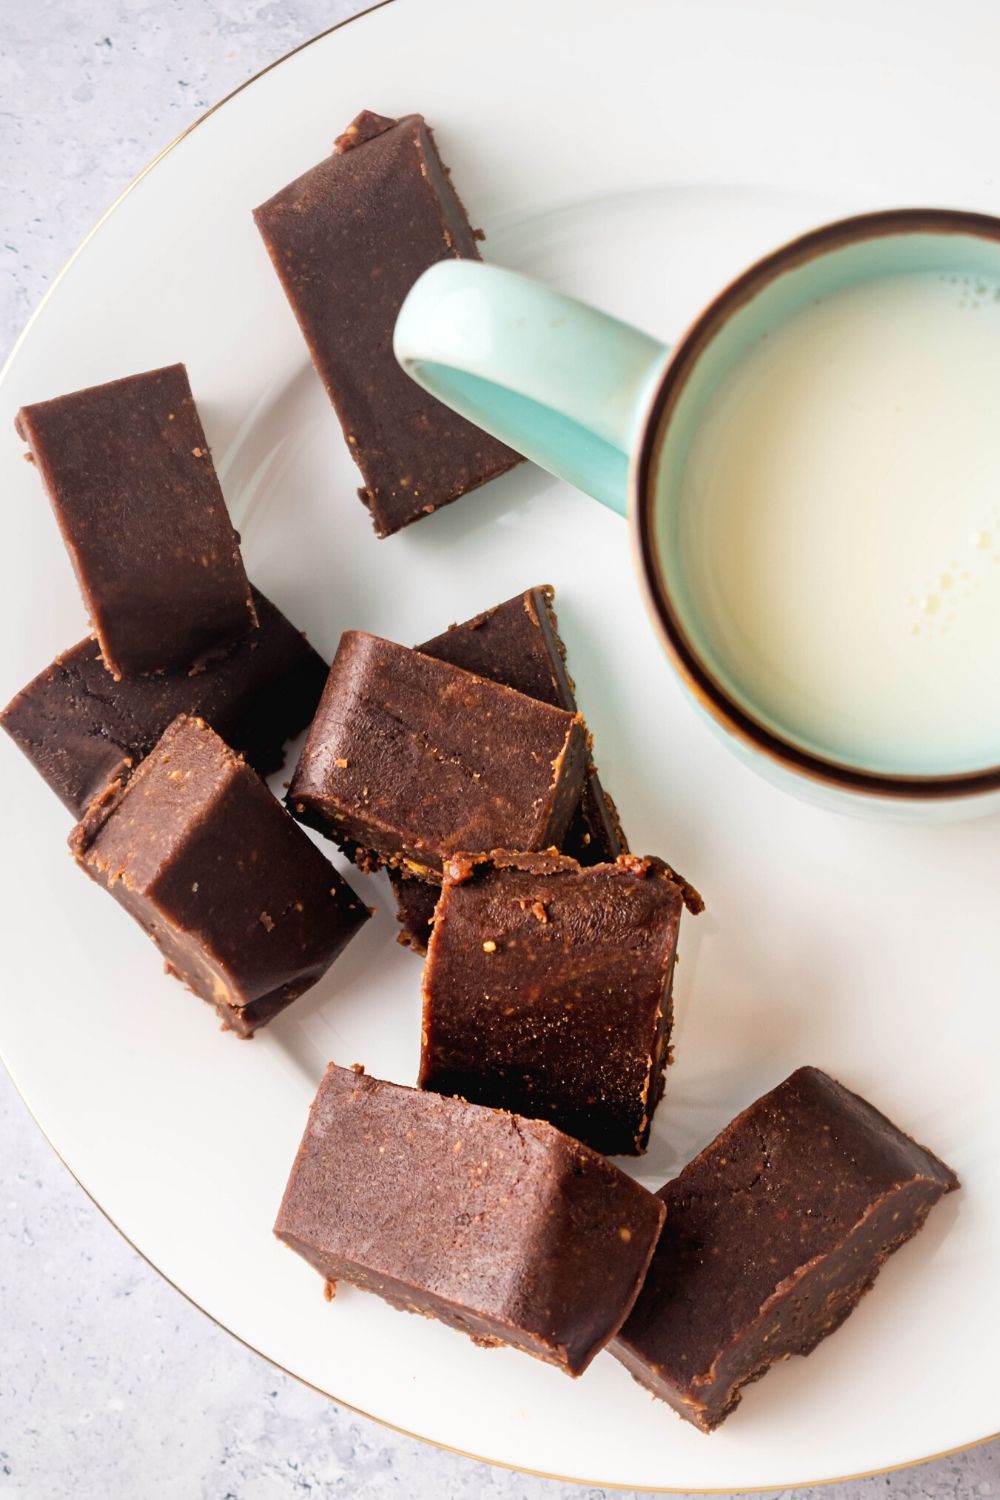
[{"left": 675, "top": 271, "right": 1000, "bottom": 775}]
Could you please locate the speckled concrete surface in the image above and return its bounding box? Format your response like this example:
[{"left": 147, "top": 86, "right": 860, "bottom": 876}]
[{"left": 1, "top": 3, "right": 999, "bottom": 1497}]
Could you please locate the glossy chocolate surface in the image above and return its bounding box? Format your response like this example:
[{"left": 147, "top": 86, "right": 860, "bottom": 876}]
[
  {"left": 420, "top": 850, "right": 685, "bottom": 1154},
  {"left": 73, "top": 715, "right": 369, "bottom": 1036},
  {"left": 254, "top": 111, "right": 521, "bottom": 536},
  {"left": 418, "top": 585, "right": 627, "bottom": 862},
  {"left": 389, "top": 585, "right": 630, "bottom": 951},
  {"left": 288, "top": 633, "right": 587, "bottom": 877},
  {"left": 17, "top": 364, "right": 255, "bottom": 676},
  {"left": 612, "top": 1066, "right": 959, "bottom": 1430},
  {"left": 1, "top": 587, "right": 326, "bottom": 816},
  {"left": 274, "top": 1063, "right": 665, "bottom": 1375}
]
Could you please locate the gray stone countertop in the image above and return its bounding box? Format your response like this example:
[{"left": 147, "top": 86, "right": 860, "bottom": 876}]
[{"left": 1, "top": 2, "right": 997, "bottom": 1496}]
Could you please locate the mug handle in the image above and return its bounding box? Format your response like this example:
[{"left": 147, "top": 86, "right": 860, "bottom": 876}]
[{"left": 394, "top": 262, "right": 671, "bottom": 516}]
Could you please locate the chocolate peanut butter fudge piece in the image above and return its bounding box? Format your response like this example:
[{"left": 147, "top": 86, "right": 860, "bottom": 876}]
[
  {"left": 611, "top": 1066, "right": 959, "bottom": 1431},
  {"left": 419, "top": 851, "right": 685, "bottom": 1155},
  {"left": 417, "top": 585, "right": 628, "bottom": 864},
  {"left": 388, "top": 585, "right": 631, "bottom": 951},
  {"left": 72, "top": 715, "right": 369, "bottom": 1036},
  {"left": 390, "top": 586, "right": 703, "bottom": 953},
  {"left": 288, "top": 633, "right": 587, "bottom": 877},
  {"left": 274, "top": 1063, "right": 665, "bottom": 1375},
  {"left": 253, "top": 110, "right": 521, "bottom": 536},
  {"left": 1, "top": 587, "right": 326, "bottom": 817},
  {"left": 17, "top": 364, "right": 255, "bottom": 677}
]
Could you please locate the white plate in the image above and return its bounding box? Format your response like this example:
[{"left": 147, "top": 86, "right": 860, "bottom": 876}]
[{"left": 1, "top": 0, "right": 997, "bottom": 1489}]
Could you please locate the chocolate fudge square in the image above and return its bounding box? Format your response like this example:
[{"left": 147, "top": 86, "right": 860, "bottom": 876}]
[
  {"left": 17, "top": 364, "right": 255, "bottom": 677},
  {"left": 419, "top": 851, "right": 685, "bottom": 1155},
  {"left": 253, "top": 110, "right": 521, "bottom": 536},
  {"left": 288, "top": 633, "right": 587, "bottom": 877},
  {"left": 1, "top": 586, "right": 326, "bottom": 817},
  {"left": 611, "top": 1066, "right": 959, "bottom": 1431},
  {"left": 388, "top": 584, "right": 634, "bottom": 951},
  {"left": 274, "top": 1063, "right": 665, "bottom": 1375},
  {"left": 72, "top": 715, "right": 369, "bottom": 1036},
  {"left": 416, "top": 585, "right": 626, "bottom": 862}
]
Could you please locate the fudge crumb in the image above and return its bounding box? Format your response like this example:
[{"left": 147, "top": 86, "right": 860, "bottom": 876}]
[
  {"left": 191, "top": 446, "right": 205, "bottom": 458},
  {"left": 445, "top": 854, "right": 476, "bottom": 883},
  {"left": 531, "top": 901, "right": 548, "bottom": 924},
  {"left": 259, "top": 911, "right": 274, "bottom": 932},
  {"left": 334, "top": 757, "right": 349, "bottom": 768},
  {"left": 618, "top": 1226, "right": 632, "bottom": 1243},
  {"left": 482, "top": 939, "right": 497, "bottom": 953},
  {"left": 323, "top": 1279, "right": 337, "bottom": 1301},
  {"left": 334, "top": 110, "right": 397, "bottom": 154},
  {"left": 350, "top": 1062, "right": 365, "bottom": 1074}
]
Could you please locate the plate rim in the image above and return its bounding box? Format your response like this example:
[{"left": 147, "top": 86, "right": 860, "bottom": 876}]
[{"left": 3, "top": 2, "right": 997, "bottom": 1488}]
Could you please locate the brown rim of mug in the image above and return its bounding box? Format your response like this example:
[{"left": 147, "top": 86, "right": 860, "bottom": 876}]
[{"left": 634, "top": 206, "right": 1000, "bottom": 800}]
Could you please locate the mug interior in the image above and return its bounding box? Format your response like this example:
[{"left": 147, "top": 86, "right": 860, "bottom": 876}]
[{"left": 637, "top": 209, "right": 1000, "bottom": 799}]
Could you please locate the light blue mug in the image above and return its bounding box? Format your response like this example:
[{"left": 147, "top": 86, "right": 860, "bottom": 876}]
[{"left": 395, "top": 209, "right": 1000, "bottom": 820}]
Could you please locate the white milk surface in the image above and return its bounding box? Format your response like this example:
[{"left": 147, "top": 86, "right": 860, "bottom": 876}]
[{"left": 677, "top": 271, "right": 1000, "bottom": 774}]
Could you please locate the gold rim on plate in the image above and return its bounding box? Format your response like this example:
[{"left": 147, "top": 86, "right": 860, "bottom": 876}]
[{"left": 2, "top": 2, "right": 997, "bottom": 1488}]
